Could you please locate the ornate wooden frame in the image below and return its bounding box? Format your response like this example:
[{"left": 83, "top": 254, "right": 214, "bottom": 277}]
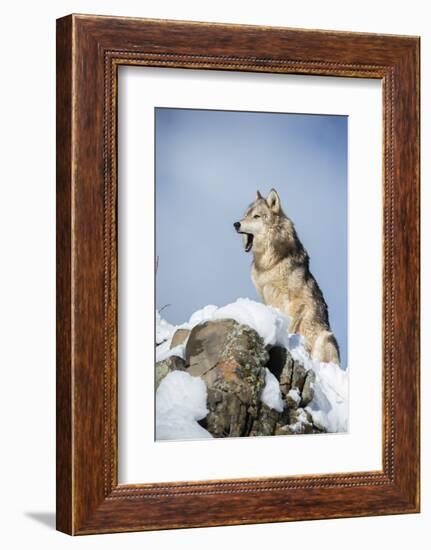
[{"left": 56, "top": 14, "right": 420, "bottom": 535}]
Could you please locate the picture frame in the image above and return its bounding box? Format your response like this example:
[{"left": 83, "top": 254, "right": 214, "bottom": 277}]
[{"left": 56, "top": 14, "right": 420, "bottom": 535}]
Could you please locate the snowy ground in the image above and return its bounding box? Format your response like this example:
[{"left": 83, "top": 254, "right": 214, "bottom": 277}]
[{"left": 155, "top": 298, "right": 348, "bottom": 440}]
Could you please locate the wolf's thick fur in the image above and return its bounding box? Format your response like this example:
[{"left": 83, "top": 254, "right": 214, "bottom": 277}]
[{"left": 235, "top": 189, "right": 340, "bottom": 364}]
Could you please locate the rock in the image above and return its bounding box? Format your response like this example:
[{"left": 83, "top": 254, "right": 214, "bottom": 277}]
[
  {"left": 291, "top": 362, "right": 307, "bottom": 393},
  {"left": 170, "top": 328, "right": 190, "bottom": 349},
  {"left": 285, "top": 388, "right": 301, "bottom": 409},
  {"left": 205, "top": 387, "right": 255, "bottom": 437},
  {"left": 185, "top": 319, "right": 269, "bottom": 380},
  {"left": 163, "top": 319, "right": 327, "bottom": 438},
  {"left": 276, "top": 407, "right": 321, "bottom": 435},
  {"left": 276, "top": 350, "right": 312, "bottom": 405},
  {"left": 266, "top": 346, "right": 288, "bottom": 380},
  {"left": 185, "top": 319, "right": 270, "bottom": 437},
  {"left": 155, "top": 356, "right": 186, "bottom": 389},
  {"left": 249, "top": 403, "right": 289, "bottom": 437},
  {"left": 301, "top": 370, "right": 316, "bottom": 406},
  {"left": 278, "top": 349, "right": 295, "bottom": 395},
  {"left": 289, "top": 407, "right": 314, "bottom": 430},
  {"left": 185, "top": 319, "right": 238, "bottom": 377}
]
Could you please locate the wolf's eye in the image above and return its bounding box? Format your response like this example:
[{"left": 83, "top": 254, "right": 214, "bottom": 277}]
[{"left": 253, "top": 215, "right": 260, "bottom": 219}]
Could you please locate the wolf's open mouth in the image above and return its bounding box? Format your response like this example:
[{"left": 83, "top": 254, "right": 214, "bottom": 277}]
[{"left": 242, "top": 233, "right": 254, "bottom": 253}]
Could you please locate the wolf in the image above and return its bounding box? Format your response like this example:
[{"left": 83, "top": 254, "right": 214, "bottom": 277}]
[{"left": 234, "top": 189, "right": 340, "bottom": 364}]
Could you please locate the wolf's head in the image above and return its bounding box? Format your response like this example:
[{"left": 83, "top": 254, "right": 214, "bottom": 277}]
[{"left": 233, "top": 189, "right": 285, "bottom": 254}]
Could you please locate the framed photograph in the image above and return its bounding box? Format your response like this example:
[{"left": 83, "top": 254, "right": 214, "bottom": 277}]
[{"left": 56, "top": 14, "right": 420, "bottom": 535}]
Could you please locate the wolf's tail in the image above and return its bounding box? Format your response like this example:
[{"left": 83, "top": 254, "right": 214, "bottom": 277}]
[{"left": 311, "top": 330, "right": 340, "bottom": 365}]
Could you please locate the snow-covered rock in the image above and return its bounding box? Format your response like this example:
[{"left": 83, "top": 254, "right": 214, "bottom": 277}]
[
  {"left": 155, "top": 298, "right": 291, "bottom": 363},
  {"left": 155, "top": 298, "right": 348, "bottom": 438}
]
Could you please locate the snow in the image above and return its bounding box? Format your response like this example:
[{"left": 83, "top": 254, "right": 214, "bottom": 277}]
[
  {"left": 261, "top": 368, "right": 285, "bottom": 412},
  {"left": 156, "top": 310, "right": 175, "bottom": 345},
  {"left": 156, "top": 371, "right": 212, "bottom": 440},
  {"left": 156, "top": 342, "right": 186, "bottom": 363},
  {"left": 305, "top": 362, "right": 348, "bottom": 433},
  {"left": 188, "top": 304, "right": 219, "bottom": 327},
  {"left": 213, "top": 299, "right": 291, "bottom": 347},
  {"left": 156, "top": 298, "right": 349, "bottom": 436}
]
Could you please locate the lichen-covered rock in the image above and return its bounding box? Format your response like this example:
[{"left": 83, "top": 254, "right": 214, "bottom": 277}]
[
  {"left": 276, "top": 407, "right": 322, "bottom": 435},
  {"left": 291, "top": 362, "right": 307, "bottom": 393},
  {"left": 267, "top": 346, "right": 315, "bottom": 409},
  {"left": 185, "top": 319, "right": 270, "bottom": 437},
  {"left": 157, "top": 319, "right": 326, "bottom": 438},
  {"left": 155, "top": 356, "right": 186, "bottom": 389},
  {"left": 249, "top": 403, "right": 289, "bottom": 437},
  {"left": 185, "top": 319, "right": 269, "bottom": 382}
]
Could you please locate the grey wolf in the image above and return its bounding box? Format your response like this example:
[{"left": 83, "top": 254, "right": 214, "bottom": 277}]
[{"left": 234, "top": 189, "right": 340, "bottom": 364}]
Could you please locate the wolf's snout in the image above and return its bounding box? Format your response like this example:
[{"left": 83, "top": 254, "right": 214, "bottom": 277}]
[{"left": 234, "top": 222, "right": 241, "bottom": 232}]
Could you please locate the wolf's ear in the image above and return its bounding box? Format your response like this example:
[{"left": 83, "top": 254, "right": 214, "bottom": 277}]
[
  {"left": 266, "top": 189, "right": 281, "bottom": 213},
  {"left": 256, "top": 190, "right": 262, "bottom": 200}
]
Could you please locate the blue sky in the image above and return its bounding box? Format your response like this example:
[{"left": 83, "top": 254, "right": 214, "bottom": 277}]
[{"left": 155, "top": 108, "right": 348, "bottom": 369}]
